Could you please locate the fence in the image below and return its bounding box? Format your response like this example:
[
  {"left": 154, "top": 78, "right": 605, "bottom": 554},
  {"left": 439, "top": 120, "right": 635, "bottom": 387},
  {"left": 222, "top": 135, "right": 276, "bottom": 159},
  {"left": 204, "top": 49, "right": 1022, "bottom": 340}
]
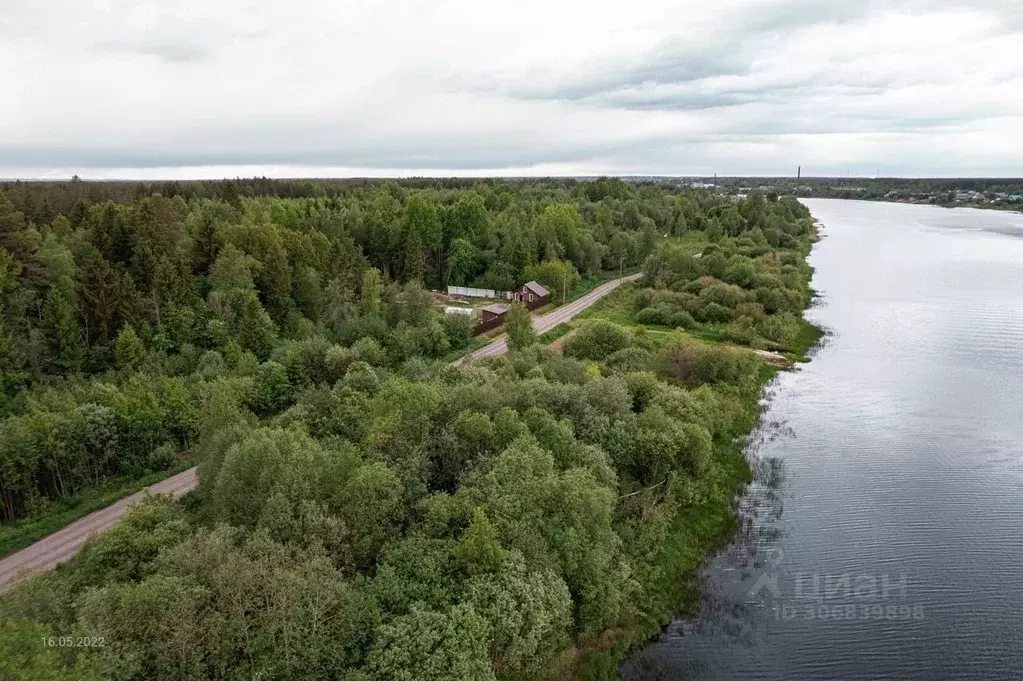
[{"left": 447, "top": 286, "right": 513, "bottom": 300}]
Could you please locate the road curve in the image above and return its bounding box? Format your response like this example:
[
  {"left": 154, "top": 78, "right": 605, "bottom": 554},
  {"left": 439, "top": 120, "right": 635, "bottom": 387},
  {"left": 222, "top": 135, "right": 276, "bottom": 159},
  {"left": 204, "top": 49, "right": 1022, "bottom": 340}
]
[{"left": 0, "top": 273, "right": 641, "bottom": 594}]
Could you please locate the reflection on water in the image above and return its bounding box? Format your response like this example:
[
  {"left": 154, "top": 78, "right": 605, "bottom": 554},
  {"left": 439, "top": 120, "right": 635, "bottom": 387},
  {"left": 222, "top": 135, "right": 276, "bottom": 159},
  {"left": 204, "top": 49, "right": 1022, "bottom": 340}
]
[{"left": 623, "top": 201, "right": 1023, "bottom": 680}]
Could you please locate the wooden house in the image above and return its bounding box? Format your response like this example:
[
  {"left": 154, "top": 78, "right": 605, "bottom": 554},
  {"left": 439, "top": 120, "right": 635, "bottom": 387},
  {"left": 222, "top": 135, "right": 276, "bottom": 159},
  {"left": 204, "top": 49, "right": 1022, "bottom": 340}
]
[{"left": 515, "top": 281, "right": 550, "bottom": 310}]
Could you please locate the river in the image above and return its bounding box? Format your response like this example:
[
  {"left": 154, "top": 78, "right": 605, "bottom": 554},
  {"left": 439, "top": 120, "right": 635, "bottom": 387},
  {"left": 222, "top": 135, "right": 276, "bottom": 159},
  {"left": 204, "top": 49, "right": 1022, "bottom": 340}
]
[{"left": 622, "top": 199, "right": 1023, "bottom": 680}]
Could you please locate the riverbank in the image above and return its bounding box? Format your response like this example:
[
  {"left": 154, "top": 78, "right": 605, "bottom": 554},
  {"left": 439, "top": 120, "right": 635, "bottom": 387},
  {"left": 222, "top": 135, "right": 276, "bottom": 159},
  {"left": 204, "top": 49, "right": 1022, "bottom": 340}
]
[
  {"left": 551, "top": 233, "right": 823, "bottom": 679},
  {"left": 563, "top": 325, "right": 822, "bottom": 680},
  {"left": 618, "top": 198, "right": 1023, "bottom": 680},
  {"left": 801, "top": 195, "right": 1022, "bottom": 214}
]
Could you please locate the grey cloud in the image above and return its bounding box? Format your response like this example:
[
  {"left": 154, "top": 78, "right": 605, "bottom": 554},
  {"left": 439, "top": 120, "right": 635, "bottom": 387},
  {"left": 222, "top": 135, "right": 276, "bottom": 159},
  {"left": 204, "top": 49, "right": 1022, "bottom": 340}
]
[
  {"left": 0, "top": 128, "right": 685, "bottom": 171},
  {"left": 474, "top": 0, "right": 1016, "bottom": 116},
  {"left": 3, "top": 0, "right": 1021, "bottom": 178},
  {"left": 480, "top": 0, "right": 873, "bottom": 105}
]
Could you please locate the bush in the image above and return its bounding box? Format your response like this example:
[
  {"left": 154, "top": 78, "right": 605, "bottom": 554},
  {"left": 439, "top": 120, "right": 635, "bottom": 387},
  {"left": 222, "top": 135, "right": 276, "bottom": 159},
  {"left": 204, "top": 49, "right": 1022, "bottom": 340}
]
[
  {"left": 657, "top": 335, "right": 760, "bottom": 387},
  {"left": 699, "top": 281, "right": 748, "bottom": 309},
  {"left": 698, "top": 302, "right": 733, "bottom": 323},
  {"left": 756, "top": 314, "right": 800, "bottom": 345},
  {"left": 440, "top": 313, "right": 474, "bottom": 350},
  {"left": 602, "top": 347, "right": 655, "bottom": 374},
  {"left": 562, "top": 321, "right": 633, "bottom": 361},
  {"left": 720, "top": 318, "right": 757, "bottom": 346},
  {"left": 668, "top": 310, "right": 697, "bottom": 329},
  {"left": 634, "top": 305, "right": 669, "bottom": 326},
  {"left": 580, "top": 651, "right": 618, "bottom": 681}
]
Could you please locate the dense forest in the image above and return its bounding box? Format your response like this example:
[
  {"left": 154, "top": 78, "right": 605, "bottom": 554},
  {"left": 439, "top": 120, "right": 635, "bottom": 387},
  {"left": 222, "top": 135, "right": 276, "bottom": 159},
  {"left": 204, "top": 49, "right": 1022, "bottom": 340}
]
[{"left": 0, "top": 178, "right": 817, "bottom": 680}]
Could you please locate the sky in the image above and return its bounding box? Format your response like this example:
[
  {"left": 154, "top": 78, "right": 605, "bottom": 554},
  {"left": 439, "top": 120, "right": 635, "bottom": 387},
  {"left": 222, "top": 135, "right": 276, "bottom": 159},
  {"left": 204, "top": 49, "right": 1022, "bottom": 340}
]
[{"left": 1, "top": 0, "right": 1021, "bottom": 180}]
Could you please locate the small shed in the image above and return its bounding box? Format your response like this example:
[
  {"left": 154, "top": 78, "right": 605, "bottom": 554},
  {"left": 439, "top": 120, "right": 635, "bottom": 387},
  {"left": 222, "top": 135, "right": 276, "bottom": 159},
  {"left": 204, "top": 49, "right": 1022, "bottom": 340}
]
[
  {"left": 515, "top": 281, "right": 550, "bottom": 310},
  {"left": 474, "top": 304, "right": 508, "bottom": 335},
  {"left": 481, "top": 304, "right": 507, "bottom": 322}
]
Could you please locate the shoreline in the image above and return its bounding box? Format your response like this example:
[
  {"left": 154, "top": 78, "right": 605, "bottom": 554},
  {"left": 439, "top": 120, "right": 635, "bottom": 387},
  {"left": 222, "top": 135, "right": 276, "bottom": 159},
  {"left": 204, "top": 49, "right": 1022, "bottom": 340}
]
[
  {"left": 558, "top": 228, "right": 824, "bottom": 679},
  {"left": 798, "top": 195, "right": 1022, "bottom": 214}
]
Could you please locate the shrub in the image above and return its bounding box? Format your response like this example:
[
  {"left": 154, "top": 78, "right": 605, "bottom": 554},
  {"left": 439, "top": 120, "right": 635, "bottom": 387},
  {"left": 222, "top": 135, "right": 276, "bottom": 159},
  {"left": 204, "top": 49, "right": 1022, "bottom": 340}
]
[
  {"left": 602, "top": 347, "right": 655, "bottom": 374},
  {"left": 756, "top": 314, "right": 800, "bottom": 345},
  {"left": 657, "top": 335, "right": 760, "bottom": 387},
  {"left": 699, "top": 281, "right": 748, "bottom": 309},
  {"left": 720, "top": 318, "right": 757, "bottom": 346},
  {"left": 668, "top": 310, "right": 697, "bottom": 329},
  {"left": 562, "top": 321, "right": 633, "bottom": 361},
  {"left": 635, "top": 305, "right": 669, "bottom": 326},
  {"left": 441, "top": 313, "right": 474, "bottom": 350},
  {"left": 735, "top": 302, "right": 765, "bottom": 320},
  {"left": 698, "top": 302, "right": 733, "bottom": 323}
]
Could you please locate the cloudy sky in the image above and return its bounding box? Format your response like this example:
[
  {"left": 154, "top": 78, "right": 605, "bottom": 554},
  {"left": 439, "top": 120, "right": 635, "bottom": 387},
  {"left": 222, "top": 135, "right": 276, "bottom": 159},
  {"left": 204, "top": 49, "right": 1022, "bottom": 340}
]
[{"left": 2, "top": 0, "right": 1020, "bottom": 179}]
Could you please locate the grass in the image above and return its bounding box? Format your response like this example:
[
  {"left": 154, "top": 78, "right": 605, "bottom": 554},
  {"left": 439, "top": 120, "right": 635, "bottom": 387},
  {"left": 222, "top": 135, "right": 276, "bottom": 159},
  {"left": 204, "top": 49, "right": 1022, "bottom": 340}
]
[
  {"left": 0, "top": 456, "right": 196, "bottom": 559},
  {"left": 665, "top": 230, "right": 710, "bottom": 255},
  {"left": 788, "top": 317, "right": 825, "bottom": 362},
  {"left": 440, "top": 335, "right": 491, "bottom": 363},
  {"left": 537, "top": 323, "right": 573, "bottom": 345},
  {"left": 565, "top": 265, "right": 644, "bottom": 303}
]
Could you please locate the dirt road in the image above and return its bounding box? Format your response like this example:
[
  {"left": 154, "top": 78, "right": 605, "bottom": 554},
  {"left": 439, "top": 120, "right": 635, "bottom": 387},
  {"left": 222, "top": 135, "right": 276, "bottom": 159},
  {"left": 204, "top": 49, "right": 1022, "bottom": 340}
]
[
  {"left": 467, "top": 273, "right": 641, "bottom": 360},
  {"left": 0, "top": 272, "right": 641, "bottom": 594},
  {"left": 0, "top": 468, "right": 197, "bottom": 594}
]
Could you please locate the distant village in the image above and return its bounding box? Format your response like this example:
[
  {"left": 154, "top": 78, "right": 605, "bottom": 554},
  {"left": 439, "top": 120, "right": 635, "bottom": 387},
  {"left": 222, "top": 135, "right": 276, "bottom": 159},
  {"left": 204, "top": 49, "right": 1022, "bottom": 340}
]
[
  {"left": 883, "top": 189, "right": 1023, "bottom": 206},
  {"left": 664, "top": 177, "right": 1023, "bottom": 210}
]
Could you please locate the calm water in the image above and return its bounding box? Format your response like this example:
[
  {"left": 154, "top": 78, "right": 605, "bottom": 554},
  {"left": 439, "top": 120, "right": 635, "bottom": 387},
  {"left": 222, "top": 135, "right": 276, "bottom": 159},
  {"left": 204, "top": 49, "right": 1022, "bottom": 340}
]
[{"left": 623, "top": 199, "right": 1023, "bottom": 681}]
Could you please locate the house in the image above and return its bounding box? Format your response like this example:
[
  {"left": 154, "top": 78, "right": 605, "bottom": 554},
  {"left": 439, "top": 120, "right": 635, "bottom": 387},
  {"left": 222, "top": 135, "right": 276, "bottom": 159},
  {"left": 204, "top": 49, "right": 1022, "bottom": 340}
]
[
  {"left": 514, "top": 281, "right": 550, "bottom": 310},
  {"left": 473, "top": 304, "right": 508, "bottom": 335}
]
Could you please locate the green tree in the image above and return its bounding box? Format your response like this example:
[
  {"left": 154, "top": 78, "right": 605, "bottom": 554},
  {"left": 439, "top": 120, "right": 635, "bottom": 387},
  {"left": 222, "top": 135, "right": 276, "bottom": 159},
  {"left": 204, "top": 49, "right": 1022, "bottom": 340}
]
[
  {"left": 456, "top": 507, "right": 505, "bottom": 575},
  {"left": 114, "top": 324, "right": 145, "bottom": 369},
  {"left": 367, "top": 604, "right": 495, "bottom": 681},
  {"left": 465, "top": 553, "right": 572, "bottom": 678},
  {"left": 361, "top": 267, "right": 383, "bottom": 316},
  {"left": 401, "top": 195, "right": 441, "bottom": 283},
  {"left": 340, "top": 461, "right": 405, "bottom": 568},
  {"left": 504, "top": 303, "right": 535, "bottom": 351},
  {"left": 236, "top": 296, "right": 276, "bottom": 361},
  {"left": 44, "top": 288, "right": 85, "bottom": 372}
]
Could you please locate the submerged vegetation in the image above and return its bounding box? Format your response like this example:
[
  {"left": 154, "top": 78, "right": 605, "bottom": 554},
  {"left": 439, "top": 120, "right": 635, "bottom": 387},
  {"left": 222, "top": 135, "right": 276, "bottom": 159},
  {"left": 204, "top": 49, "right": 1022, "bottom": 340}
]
[{"left": 0, "top": 177, "right": 818, "bottom": 680}]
